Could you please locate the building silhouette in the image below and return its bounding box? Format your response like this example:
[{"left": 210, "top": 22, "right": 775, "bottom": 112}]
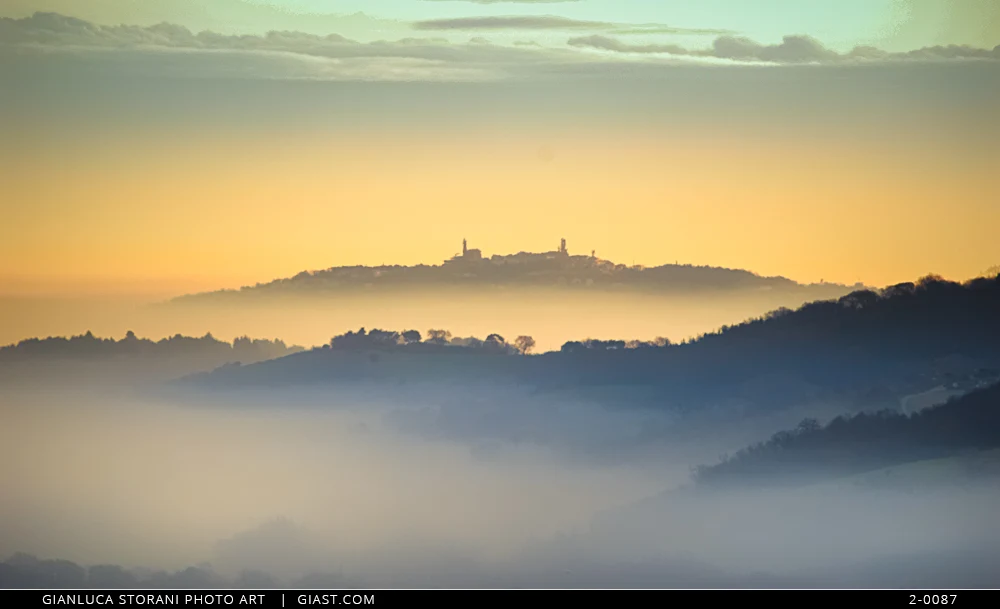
[
  {"left": 460, "top": 238, "right": 482, "bottom": 261},
  {"left": 450, "top": 237, "right": 578, "bottom": 265}
]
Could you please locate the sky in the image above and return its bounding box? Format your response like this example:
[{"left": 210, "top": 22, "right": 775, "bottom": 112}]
[{"left": 1, "top": 0, "right": 999, "bottom": 296}]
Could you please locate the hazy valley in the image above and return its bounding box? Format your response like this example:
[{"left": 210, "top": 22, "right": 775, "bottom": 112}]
[
  {"left": 3, "top": 273, "right": 1000, "bottom": 587},
  {"left": 3, "top": 3, "right": 999, "bottom": 590}
]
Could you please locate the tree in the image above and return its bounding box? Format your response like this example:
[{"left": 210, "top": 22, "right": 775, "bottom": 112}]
[
  {"left": 484, "top": 334, "right": 507, "bottom": 352},
  {"left": 330, "top": 328, "right": 369, "bottom": 349},
  {"left": 582, "top": 339, "right": 625, "bottom": 350},
  {"left": 514, "top": 335, "right": 536, "bottom": 355},
  {"left": 426, "top": 329, "right": 452, "bottom": 345},
  {"left": 625, "top": 340, "right": 643, "bottom": 349},
  {"left": 401, "top": 330, "right": 422, "bottom": 344},
  {"left": 367, "top": 329, "right": 401, "bottom": 346},
  {"left": 838, "top": 290, "right": 878, "bottom": 310}
]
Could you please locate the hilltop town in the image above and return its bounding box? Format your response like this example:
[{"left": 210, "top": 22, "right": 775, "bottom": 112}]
[
  {"left": 172, "top": 239, "right": 857, "bottom": 303},
  {"left": 449, "top": 237, "right": 590, "bottom": 266}
]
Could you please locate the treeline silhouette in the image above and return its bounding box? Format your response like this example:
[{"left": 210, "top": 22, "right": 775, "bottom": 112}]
[
  {"left": 305, "top": 275, "right": 1000, "bottom": 363},
  {"left": 540, "top": 273, "right": 1000, "bottom": 403},
  {"left": 0, "top": 553, "right": 345, "bottom": 589},
  {"left": 0, "top": 331, "right": 303, "bottom": 363},
  {"left": 561, "top": 337, "right": 672, "bottom": 352},
  {"left": 692, "top": 380, "right": 1000, "bottom": 487},
  {"left": 323, "top": 327, "right": 537, "bottom": 355},
  {"left": 321, "top": 328, "right": 672, "bottom": 355},
  {"left": 192, "top": 274, "right": 1000, "bottom": 412},
  {"left": 681, "top": 274, "right": 1000, "bottom": 360}
]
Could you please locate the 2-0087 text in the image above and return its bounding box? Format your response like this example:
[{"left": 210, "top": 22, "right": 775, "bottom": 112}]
[{"left": 910, "top": 594, "right": 957, "bottom": 605}]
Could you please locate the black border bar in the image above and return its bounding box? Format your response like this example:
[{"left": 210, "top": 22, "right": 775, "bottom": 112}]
[{"left": 4, "top": 589, "right": 996, "bottom": 607}]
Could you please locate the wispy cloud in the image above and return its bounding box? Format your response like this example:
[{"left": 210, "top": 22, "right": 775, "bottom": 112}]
[
  {"left": 420, "top": 0, "right": 581, "bottom": 3},
  {"left": 569, "top": 34, "right": 1000, "bottom": 64},
  {"left": 412, "top": 15, "right": 733, "bottom": 36},
  {"left": 0, "top": 12, "right": 580, "bottom": 81},
  {"left": 2, "top": 12, "right": 996, "bottom": 84},
  {"left": 413, "top": 16, "right": 609, "bottom": 30},
  {"left": 613, "top": 25, "right": 737, "bottom": 36},
  {"left": 566, "top": 36, "right": 688, "bottom": 55}
]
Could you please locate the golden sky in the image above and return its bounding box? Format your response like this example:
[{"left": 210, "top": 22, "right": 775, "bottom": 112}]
[
  {"left": 1, "top": 2, "right": 999, "bottom": 296},
  {"left": 4, "top": 119, "right": 997, "bottom": 295}
]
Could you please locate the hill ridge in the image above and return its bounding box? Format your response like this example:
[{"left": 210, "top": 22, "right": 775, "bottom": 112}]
[{"left": 169, "top": 243, "right": 858, "bottom": 302}]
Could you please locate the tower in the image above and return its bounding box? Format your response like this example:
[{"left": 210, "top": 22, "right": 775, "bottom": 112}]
[
  {"left": 463, "top": 238, "right": 467, "bottom": 256},
  {"left": 560, "top": 238, "right": 567, "bottom": 255}
]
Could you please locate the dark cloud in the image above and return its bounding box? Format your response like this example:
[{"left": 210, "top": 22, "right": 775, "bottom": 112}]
[
  {"left": 568, "top": 33, "right": 1000, "bottom": 64},
  {"left": 710, "top": 35, "right": 840, "bottom": 63}
]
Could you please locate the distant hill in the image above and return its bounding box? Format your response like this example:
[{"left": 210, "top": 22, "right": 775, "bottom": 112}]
[
  {"left": 184, "top": 274, "right": 1000, "bottom": 414},
  {"left": 0, "top": 552, "right": 353, "bottom": 589},
  {"left": 170, "top": 244, "right": 856, "bottom": 303},
  {"left": 0, "top": 332, "right": 304, "bottom": 385},
  {"left": 0, "top": 331, "right": 302, "bottom": 363},
  {"left": 692, "top": 380, "right": 1000, "bottom": 488}
]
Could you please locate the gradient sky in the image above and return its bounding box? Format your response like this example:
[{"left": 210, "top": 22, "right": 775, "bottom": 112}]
[{"left": 2, "top": 0, "right": 999, "bottom": 295}]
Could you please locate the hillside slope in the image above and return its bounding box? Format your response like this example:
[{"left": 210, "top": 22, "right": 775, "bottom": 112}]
[{"left": 184, "top": 275, "right": 1000, "bottom": 414}]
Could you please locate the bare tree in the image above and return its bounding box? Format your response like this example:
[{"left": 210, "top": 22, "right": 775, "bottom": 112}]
[{"left": 514, "top": 335, "right": 536, "bottom": 355}]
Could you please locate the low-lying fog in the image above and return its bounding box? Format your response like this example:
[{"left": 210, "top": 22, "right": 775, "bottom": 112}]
[
  {"left": 0, "top": 386, "right": 658, "bottom": 573},
  {"left": 2, "top": 383, "right": 998, "bottom": 587}
]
